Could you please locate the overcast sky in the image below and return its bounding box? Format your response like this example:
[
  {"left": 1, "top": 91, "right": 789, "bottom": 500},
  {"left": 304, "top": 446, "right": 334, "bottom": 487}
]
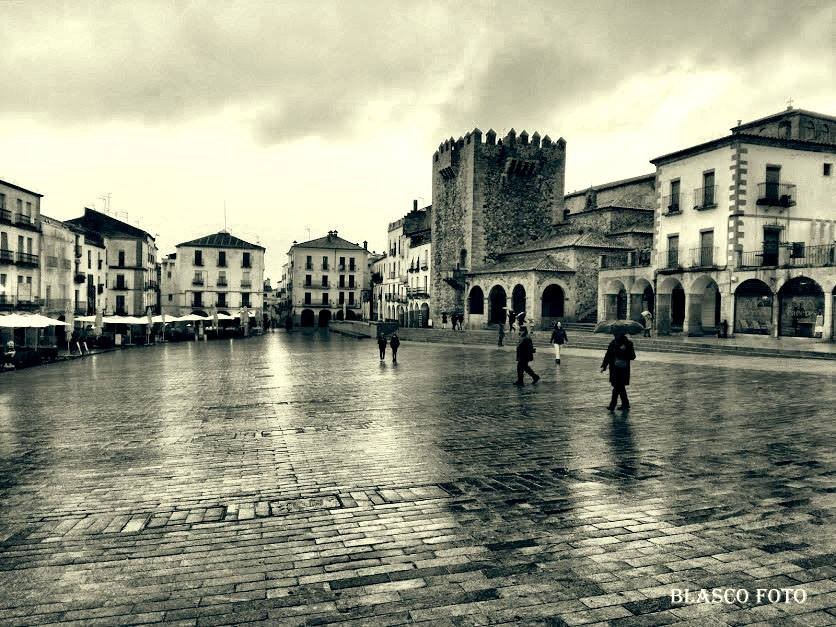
[{"left": 1, "top": 0, "right": 833, "bottom": 281}]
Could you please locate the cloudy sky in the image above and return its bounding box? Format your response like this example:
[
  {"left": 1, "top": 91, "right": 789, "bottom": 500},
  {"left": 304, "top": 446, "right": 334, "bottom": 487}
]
[{"left": 1, "top": 0, "right": 833, "bottom": 280}]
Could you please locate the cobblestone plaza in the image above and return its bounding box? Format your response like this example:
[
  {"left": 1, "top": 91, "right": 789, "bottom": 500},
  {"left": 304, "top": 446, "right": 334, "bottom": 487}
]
[{"left": 1, "top": 333, "right": 834, "bottom": 625}]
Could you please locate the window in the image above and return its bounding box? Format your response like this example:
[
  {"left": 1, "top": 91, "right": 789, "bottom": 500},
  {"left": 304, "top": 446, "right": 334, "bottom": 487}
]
[
  {"left": 25, "top": 201, "right": 31, "bottom": 217},
  {"left": 168, "top": 294, "right": 173, "bottom": 301},
  {"left": 305, "top": 274, "right": 312, "bottom": 287},
  {"left": 242, "top": 252, "right": 251, "bottom": 268},
  {"left": 321, "top": 256, "right": 328, "bottom": 270},
  {"left": 825, "top": 163, "right": 833, "bottom": 176},
  {"left": 194, "top": 250, "right": 203, "bottom": 266},
  {"left": 88, "top": 249, "right": 92, "bottom": 269},
  {"left": 217, "top": 270, "right": 227, "bottom": 286},
  {"left": 305, "top": 255, "right": 313, "bottom": 270},
  {"left": 18, "top": 235, "right": 23, "bottom": 251},
  {"left": 348, "top": 292, "right": 355, "bottom": 305},
  {"left": 321, "top": 275, "right": 328, "bottom": 287},
  {"left": 116, "top": 295, "right": 126, "bottom": 314},
  {"left": 16, "top": 199, "right": 22, "bottom": 212},
  {"left": 701, "top": 170, "right": 715, "bottom": 207},
  {"left": 348, "top": 275, "right": 355, "bottom": 288},
  {"left": 193, "top": 292, "right": 203, "bottom": 307},
  {"left": 699, "top": 230, "right": 714, "bottom": 266},
  {"left": 322, "top": 293, "right": 329, "bottom": 305},
  {"left": 167, "top": 271, "right": 171, "bottom": 278},
  {"left": 98, "top": 255, "right": 103, "bottom": 270},
  {"left": 349, "top": 257, "right": 356, "bottom": 271},
  {"left": 26, "top": 237, "right": 32, "bottom": 254},
  {"left": 218, "top": 251, "right": 226, "bottom": 266},
  {"left": 339, "top": 275, "right": 345, "bottom": 288},
  {"left": 217, "top": 293, "right": 227, "bottom": 307},
  {"left": 339, "top": 291, "right": 345, "bottom": 304},
  {"left": 304, "top": 292, "right": 311, "bottom": 304},
  {"left": 339, "top": 256, "right": 345, "bottom": 270},
  {"left": 668, "top": 180, "right": 681, "bottom": 212},
  {"left": 764, "top": 165, "right": 781, "bottom": 201},
  {"left": 666, "top": 234, "right": 679, "bottom": 268},
  {"left": 0, "top": 194, "right": 5, "bottom": 210},
  {"left": 118, "top": 250, "right": 125, "bottom": 267},
  {"left": 116, "top": 274, "right": 126, "bottom": 289},
  {"left": 193, "top": 271, "right": 204, "bottom": 285}
]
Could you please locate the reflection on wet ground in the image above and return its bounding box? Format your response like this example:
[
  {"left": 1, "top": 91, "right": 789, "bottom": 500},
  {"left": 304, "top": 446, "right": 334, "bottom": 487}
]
[{"left": 0, "top": 331, "right": 834, "bottom": 625}]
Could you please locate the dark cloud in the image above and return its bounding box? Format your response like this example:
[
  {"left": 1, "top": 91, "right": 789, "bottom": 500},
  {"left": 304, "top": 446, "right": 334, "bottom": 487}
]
[{"left": 0, "top": 0, "right": 832, "bottom": 143}]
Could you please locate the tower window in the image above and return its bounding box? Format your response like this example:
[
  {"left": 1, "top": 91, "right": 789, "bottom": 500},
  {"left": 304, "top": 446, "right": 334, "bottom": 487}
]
[{"left": 825, "top": 163, "right": 832, "bottom": 176}]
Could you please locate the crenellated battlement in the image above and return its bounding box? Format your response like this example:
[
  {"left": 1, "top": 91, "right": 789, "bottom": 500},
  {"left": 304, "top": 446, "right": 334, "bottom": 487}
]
[{"left": 433, "top": 127, "right": 565, "bottom": 169}]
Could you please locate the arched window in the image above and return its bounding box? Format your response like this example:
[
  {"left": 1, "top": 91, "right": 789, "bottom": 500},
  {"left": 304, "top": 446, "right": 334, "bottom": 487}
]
[{"left": 468, "top": 286, "right": 485, "bottom": 315}]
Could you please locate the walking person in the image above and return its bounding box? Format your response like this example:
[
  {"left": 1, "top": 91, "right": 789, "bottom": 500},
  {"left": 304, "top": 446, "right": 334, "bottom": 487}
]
[
  {"left": 514, "top": 326, "right": 540, "bottom": 386},
  {"left": 508, "top": 309, "right": 515, "bottom": 333},
  {"left": 441, "top": 312, "right": 448, "bottom": 329},
  {"left": 390, "top": 333, "right": 400, "bottom": 364},
  {"left": 550, "top": 321, "right": 568, "bottom": 364},
  {"left": 377, "top": 334, "right": 387, "bottom": 361},
  {"left": 497, "top": 322, "right": 505, "bottom": 347},
  {"left": 642, "top": 310, "right": 653, "bottom": 337},
  {"left": 601, "top": 331, "right": 636, "bottom": 411}
]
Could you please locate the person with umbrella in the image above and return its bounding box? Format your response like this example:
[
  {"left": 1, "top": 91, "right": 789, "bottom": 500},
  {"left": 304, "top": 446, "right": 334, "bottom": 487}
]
[
  {"left": 641, "top": 309, "right": 653, "bottom": 337},
  {"left": 601, "top": 327, "right": 636, "bottom": 411}
]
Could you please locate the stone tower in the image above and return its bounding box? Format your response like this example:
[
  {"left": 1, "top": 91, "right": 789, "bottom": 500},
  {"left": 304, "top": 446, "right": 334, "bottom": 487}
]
[{"left": 430, "top": 128, "right": 566, "bottom": 320}]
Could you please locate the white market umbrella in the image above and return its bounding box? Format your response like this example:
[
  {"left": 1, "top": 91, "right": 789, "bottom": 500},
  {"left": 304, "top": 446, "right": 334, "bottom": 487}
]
[{"left": 75, "top": 315, "right": 96, "bottom": 323}]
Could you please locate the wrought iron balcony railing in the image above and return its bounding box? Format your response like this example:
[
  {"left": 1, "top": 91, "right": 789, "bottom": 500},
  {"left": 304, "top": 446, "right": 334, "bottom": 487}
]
[
  {"left": 659, "top": 248, "right": 681, "bottom": 270},
  {"left": 16, "top": 251, "right": 39, "bottom": 266},
  {"left": 693, "top": 185, "right": 718, "bottom": 210},
  {"left": 738, "top": 243, "right": 835, "bottom": 269},
  {"left": 601, "top": 249, "right": 652, "bottom": 270},
  {"left": 689, "top": 246, "right": 719, "bottom": 268},
  {"left": 756, "top": 182, "right": 796, "bottom": 207},
  {"left": 0, "top": 208, "right": 11, "bottom": 223},
  {"left": 0, "top": 249, "right": 13, "bottom": 264}
]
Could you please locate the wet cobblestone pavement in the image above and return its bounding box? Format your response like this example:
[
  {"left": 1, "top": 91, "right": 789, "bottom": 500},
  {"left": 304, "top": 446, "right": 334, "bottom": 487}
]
[{"left": 1, "top": 332, "right": 834, "bottom": 626}]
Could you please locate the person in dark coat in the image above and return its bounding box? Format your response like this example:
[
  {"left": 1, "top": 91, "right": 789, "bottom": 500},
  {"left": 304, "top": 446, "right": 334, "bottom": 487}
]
[
  {"left": 550, "top": 322, "right": 568, "bottom": 364},
  {"left": 601, "top": 331, "right": 636, "bottom": 410},
  {"left": 514, "top": 327, "right": 540, "bottom": 386},
  {"left": 389, "top": 333, "right": 400, "bottom": 363},
  {"left": 377, "top": 334, "right": 387, "bottom": 361},
  {"left": 497, "top": 322, "right": 505, "bottom": 346},
  {"left": 507, "top": 309, "right": 515, "bottom": 332}
]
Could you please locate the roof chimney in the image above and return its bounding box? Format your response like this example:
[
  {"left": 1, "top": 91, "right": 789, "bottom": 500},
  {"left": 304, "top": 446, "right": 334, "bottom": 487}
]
[
  {"left": 413, "top": 199, "right": 418, "bottom": 212},
  {"left": 363, "top": 240, "right": 368, "bottom": 250}
]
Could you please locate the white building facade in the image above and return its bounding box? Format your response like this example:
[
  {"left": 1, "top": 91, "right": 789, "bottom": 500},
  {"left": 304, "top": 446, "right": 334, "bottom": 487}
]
[
  {"left": 287, "top": 231, "right": 369, "bottom": 327},
  {"left": 599, "top": 108, "right": 836, "bottom": 340},
  {"left": 0, "top": 179, "right": 42, "bottom": 312}
]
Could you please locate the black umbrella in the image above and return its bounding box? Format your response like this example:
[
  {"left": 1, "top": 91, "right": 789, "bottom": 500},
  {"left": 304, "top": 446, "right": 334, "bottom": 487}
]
[{"left": 593, "top": 319, "right": 644, "bottom": 335}]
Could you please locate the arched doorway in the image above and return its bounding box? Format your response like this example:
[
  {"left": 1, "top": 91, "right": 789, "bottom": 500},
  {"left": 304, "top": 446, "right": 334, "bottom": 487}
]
[
  {"left": 657, "top": 277, "right": 684, "bottom": 335},
  {"left": 398, "top": 306, "right": 406, "bottom": 327},
  {"left": 688, "top": 276, "right": 721, "bottom": 335},
  {"left": 488, "top": 285, "right": 507, "bottom": 324},
  {"left": 345, "top": 310, "right": 357, "bottom": 321},
  {"left": 468, "top": 286, "right": 484, "bottom": 315},
  {"left": 56, "top": 314, "right": 67, "bottom": 346},
  {"left": 335, "top": 310, "right": 344, "bottom": 321},
  {"left": 734, "top": 279, "right": 772, "bottom": 334},
  {"left": 779, "top": 276, "right": 824, "bottom": 337},
  {"left": 300, "top": 309, "right": 315, "bottom": 327},
  {"left": 318, "top": 309, "right": 332, "bottom": 327},
  {"left": 616, "top": 289, "right": 628, "bottom": 320},
  {"left": 629, "top": 278, "right": 654, "bottom": 322},
  {"left": 541, "top": 284, "right": 565, "bottom": 327},
  {"left": 420, "top": 303, "right": 430, "bottom": 328},
  {"left": 512, "top": 284, "right": 526, "bottom": 317}
]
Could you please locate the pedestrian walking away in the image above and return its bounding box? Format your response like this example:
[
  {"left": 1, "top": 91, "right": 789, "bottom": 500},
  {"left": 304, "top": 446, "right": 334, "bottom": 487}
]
[
  {"left": 377, "top": 334, "right": 387, "bottom": 361},
  {"left": 550, "top": 321, "right": 568, "bottom": 364},
  {"left": 601, "top": 331, "right": 636, "bottom": 411},
  {"left": 508, "top": 309, "right": 515, "bottom": 333},
  {"left": 390, "top": 333, "right": 400, "bottom": 363},
  {"left": 642, "top": 310, "right": 653, "bottom": 337},
  {"left": 441, "top": 312, "right": 448, "bottom": 329},
  {"left": 497, "top": 322, "right": 505, "bottom": 347},
  {"left": 514, "top": 326, "right": 539, "bottom": 386}
]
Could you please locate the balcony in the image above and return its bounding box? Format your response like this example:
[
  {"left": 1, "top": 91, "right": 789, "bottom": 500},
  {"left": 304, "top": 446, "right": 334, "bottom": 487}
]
[
  {"left": 0, "top": 208, "right": 11, "bottom": 223},
  {"left": 194, "top": 259, "right": 204, "bottom": 267},
  {"left": 217, "top": 279, "right": 228, "bottom": 287},
  {"left": 601, "top": 249, "right": 652, "bottom": 270},
  {"left": 216, "top": 300, "right": 228, "bottom": 308},
  {"left": 113, "top": 282, "right": 129, "bottom": 290},
  {"left": 16, "top": 297, "right": 42, "bottom": 310},
  {"left": 242, "top": 262, "right": 252, "bottom": 269},
  {"left": 16, "top": 251, "right": 39, "bottom": 266},
  {"left": 338, "top": 264, "right": 345, "bottom": 271},
  {"left": 689, "top": 247, "right": 719, "bottom": 268},
  {"left": 74, "top": 272, "right": 87, "bottom": 284},
  {"left": 0, "top": 295, "right": 14, "bottom": 309},
  {"left": 738, "top": 243, "right": 835, "bottom": 269},
  {"left": 0, "top": 249, "right": 12, "bottom": 264},
  {"left": 217, "top": 260, "right": 227, "bottom": 268},
  {"left": 659, "top": 249, "right": 681, "bottom": 270},
  {"left": 147, "top": 280, "right": 159, "bottom": 290},
  {"left": 693, "top": 185, "right": 718, "bottom": 210},
  {"left": 388, "top": 272, "right": 396, "bottom": 279},
  {"left": 14, "top": 214, "right": 40, "bottom": 230},
  {"left": 348, "top": 265, "right": 356, "bottom": 272},
  {"left": 757, "top": 182, "right": 796, "bottom": 208},
  {"left": 44, "top": 298, "right": 70, "bottom": 312},
  {"left": 662, "top": 193, "right": 682, "bottom": 215},
  {"left": 190, "top": 301, "right": 204, "bottom": 308},
  {"left": 192, "top": 278, "right": 205, "bottom": 286},
  {"left": 240, "top": 280, "right": 252, "bottom": 288},
  {"left": 408, "top": 288, "right": 430, "bottom": 299},
  {"left": 305, "top": 264, "right": 314, "bottom": 271}
]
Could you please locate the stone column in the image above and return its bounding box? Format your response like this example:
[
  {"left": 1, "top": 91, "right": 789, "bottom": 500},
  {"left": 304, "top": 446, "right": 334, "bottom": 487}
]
[
  {"left": 724, "top": 289, "right": 736, "bottom": 337},
  {"left": 685, "top": 292, "right": 703, "bottom": 336},
  {"left": 822, "top": 293, "right": 833, "bottom": 341},
  {"left": 771, "top": 294, "right": 780, "bottom": 338},
  {"left": 657, "top": 293, "right": 672, "bottom": 335},
  {"left": 629, "top": 293, "right": 644, "bottom": 321},
  {"left": 605, "top": 293, "right": 618, "bottom": 320}
]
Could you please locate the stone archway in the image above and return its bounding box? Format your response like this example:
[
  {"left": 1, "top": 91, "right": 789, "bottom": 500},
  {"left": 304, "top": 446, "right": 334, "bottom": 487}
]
[
  {"left": 468, "top": 286, "right": 485, "bottom": 315},
  {"left": 687, "top": 275, "right": 721, "bottom": 336},
  {"left": 512, "top": 284, "right": 526, "bottom": 317},
  {"left": 318, "top": 309, "right": 332, "bottom": 327},
  {"left": 734, "top": 279, "right": 772, "bottom": 335},
  {"left": 629, "top": 278, "right": 654, "bottom": 322},
  {"left": 778, "top": 276, "right": 824, "bottom": 337},
  {"left": 336, "top": 310, "right": 344, "bottom": 321},
  {"left": 488, "top": 285, "right": 507, "bottom": 324},
  {"left": 420, "top": 303, "right": 430, "bottom": 328},
  {"left": 541, "top": 283, "right": 565, "bottom": 328},
  {"left": 345, "top": 310, "right": 357, "bottom": 321},
  {"left": 300, "top": 309, "right": 315, "bottom": 327},
  {"left": 602, "top": 279, "right": 626, "bottom": 321}
]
